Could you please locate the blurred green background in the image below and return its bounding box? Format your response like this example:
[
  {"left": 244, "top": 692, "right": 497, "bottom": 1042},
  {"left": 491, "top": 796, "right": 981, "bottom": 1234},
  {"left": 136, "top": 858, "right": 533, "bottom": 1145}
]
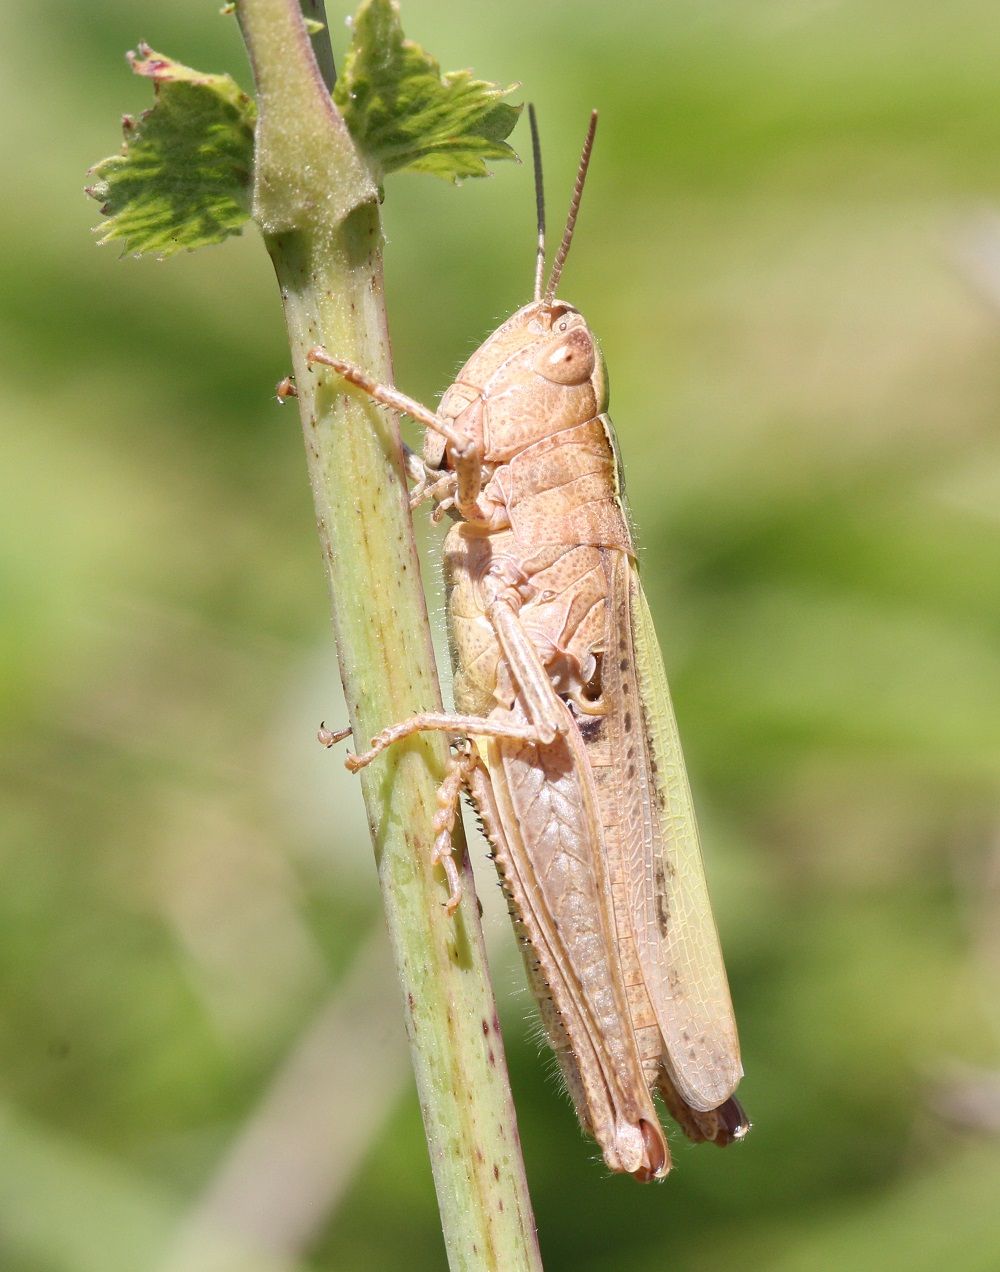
[{"left": 3, "top": 1, "right": 1000, "bottom": 1268}]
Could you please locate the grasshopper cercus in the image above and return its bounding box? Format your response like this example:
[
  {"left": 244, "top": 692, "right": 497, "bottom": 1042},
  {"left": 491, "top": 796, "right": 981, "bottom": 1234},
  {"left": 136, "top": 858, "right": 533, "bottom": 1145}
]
[{"left": 311, "top": 109, "right": 747, "bottom": 1181}]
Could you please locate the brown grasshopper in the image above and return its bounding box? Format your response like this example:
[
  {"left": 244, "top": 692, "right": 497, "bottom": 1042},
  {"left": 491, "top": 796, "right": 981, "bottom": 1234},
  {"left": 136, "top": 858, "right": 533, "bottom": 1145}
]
[{"left": 311, "top": 109, "right": 747, "bottom": 1180}]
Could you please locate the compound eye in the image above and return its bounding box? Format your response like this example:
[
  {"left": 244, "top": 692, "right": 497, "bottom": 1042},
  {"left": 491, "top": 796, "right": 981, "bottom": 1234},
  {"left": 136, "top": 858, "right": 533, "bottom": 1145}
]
[{"left": 536, "top": 327, "right": 596, "bottom": 386}]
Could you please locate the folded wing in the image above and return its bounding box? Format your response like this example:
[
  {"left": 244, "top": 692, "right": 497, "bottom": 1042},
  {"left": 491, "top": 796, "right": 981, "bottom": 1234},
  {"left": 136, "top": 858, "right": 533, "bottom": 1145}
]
[{"left": 601, "top": 551, "right": 742, "bottom": 1112}]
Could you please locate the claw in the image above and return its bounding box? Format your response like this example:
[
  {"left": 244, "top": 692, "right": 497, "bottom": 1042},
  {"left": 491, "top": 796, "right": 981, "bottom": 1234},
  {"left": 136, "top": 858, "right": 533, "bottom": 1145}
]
[{"left": 318, "top": 721, "right": 353, "bottom": 749}]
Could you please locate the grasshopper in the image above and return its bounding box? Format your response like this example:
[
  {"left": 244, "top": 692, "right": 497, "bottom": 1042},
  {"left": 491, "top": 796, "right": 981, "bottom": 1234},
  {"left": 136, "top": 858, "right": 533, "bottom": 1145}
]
[{"left": 311, "top": 109, "right": 747, "bottom": 1180}]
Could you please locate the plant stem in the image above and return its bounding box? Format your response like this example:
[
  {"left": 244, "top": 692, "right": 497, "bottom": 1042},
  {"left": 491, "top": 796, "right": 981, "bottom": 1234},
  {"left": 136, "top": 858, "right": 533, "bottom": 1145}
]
[
  {"left": 235, "top": 2, "right": 542, "bottom": 1267},
  {"left": 299, "top": 0, "right": 337, "bottom": 93}
]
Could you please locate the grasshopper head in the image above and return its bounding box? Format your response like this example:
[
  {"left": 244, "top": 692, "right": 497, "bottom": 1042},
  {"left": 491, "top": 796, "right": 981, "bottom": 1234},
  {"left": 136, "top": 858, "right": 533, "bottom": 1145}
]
[
  {"left": 528, "top": 299, "right": 605, "bottom": 396},
  {"left": 428, "top": 298, "right": 609, "bottom": 468},
  {"left": 524, "top": 297, "right": 609, "bottom": 421},
  {"left": 425, "top": 110, "right": 607, "bottom": 469}
]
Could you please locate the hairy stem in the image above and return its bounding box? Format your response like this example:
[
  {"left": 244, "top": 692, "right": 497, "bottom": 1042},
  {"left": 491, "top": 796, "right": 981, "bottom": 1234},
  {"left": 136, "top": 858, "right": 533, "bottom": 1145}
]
[{"left": 235, "top": 2, "right": 541, "bottom": 1267}]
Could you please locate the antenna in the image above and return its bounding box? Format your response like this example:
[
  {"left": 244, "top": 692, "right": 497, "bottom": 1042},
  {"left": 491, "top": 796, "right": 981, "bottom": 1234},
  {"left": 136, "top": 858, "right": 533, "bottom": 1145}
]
[
  {"left": 544, "top": 110, "right": 598, "bottom": 304},
  {"left": 528, "top": 104, "right": 546, "bottom": 302}
]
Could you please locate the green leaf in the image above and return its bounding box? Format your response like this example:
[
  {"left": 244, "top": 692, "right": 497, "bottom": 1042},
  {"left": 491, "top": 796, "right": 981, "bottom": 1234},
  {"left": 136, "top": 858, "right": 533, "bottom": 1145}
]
[
  {"left": 86, "top": 45, "right": 256, "bottom": 257},
  {"left": 334, "top": 0, "right": 521, "bottom": 183}
]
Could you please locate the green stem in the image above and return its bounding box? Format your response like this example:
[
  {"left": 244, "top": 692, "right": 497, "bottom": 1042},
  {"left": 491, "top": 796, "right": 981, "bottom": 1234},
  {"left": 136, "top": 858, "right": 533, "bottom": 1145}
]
[
  {"left": 299, "top": 0, "right": 337, "bottom": 92},
  {"left": 235, "top": 3, "right": 542, "bottom": 1268}
]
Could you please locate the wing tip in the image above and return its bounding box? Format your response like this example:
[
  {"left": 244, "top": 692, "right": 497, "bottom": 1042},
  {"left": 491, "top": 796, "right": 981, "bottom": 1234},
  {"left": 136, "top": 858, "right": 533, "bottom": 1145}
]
[{"left": 658, "top": 1068, "right": 750, "bottom": 1146}]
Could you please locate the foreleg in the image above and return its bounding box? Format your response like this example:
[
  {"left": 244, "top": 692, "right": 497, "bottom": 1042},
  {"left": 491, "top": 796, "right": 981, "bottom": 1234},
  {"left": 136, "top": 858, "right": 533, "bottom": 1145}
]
[{"left": 306, "top": 348, "right": 492, "bottom": 524}]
